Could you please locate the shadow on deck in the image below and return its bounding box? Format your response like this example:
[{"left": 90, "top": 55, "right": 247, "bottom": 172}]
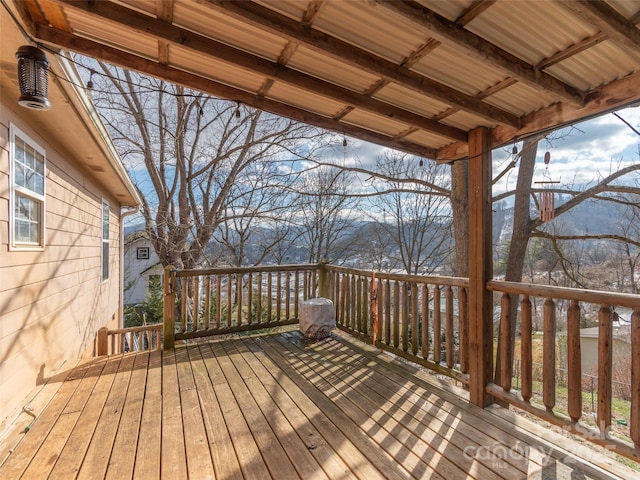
[{"left": 0, "top": 329, "right": 635, "bottom": 479}]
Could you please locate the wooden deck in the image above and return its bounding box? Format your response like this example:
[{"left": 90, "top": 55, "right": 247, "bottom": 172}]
[{"left": 0, "top": 330, "right": 635, "bottom": 480}]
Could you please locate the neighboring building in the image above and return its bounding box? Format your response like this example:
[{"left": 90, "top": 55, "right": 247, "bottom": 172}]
[
  {"left": 123, "top": 232, "right": 163, "bottom": 306},
  {"left": 579, "top": 311, "right": 632, "bottom": 376},
  {"left": 0, "top": 12, "right": 139, "bottom": 427}
]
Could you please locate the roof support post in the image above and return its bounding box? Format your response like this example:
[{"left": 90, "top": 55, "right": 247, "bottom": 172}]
[{"left": 468, "top": 126, "right": 494, "bottom": 407}]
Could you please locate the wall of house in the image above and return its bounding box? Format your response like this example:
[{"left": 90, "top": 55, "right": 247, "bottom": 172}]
[{"left": 0, "top": 104, "right": 123, "bottom": 424}]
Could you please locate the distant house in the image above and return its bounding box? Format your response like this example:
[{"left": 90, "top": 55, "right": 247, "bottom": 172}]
[
  {"left": 0, "top": 12, "right": 139, "bottom": 427},
  {"left": 123, "top": 232, "right": 163, "bottom": 306},
  {"left": 579, "top": 311, "right": 632, "bottom": 375}
]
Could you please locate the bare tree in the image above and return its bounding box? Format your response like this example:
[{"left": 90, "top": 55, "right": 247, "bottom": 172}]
[
  {"left": 370, "top": 151, "right": 453, "bottom": 275},
  {"left": 89, "top": 63, "right": 325, "bottom": 268},
  {"left": 295, "top": 165, "right": 361, "bottom": 264},
  {"left": 211, "top": 158, "right": 299, "bottom": 266}
]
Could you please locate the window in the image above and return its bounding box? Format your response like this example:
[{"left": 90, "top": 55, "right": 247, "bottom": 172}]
[
  {"left": 10, "top": 124, "right": 45, "bottom": 249},
  {"left": 136, "top": 247, "right": 150, "bottom": 260},
  {"left": 102, "top": 199, "right": 109, "bottom": 281}
]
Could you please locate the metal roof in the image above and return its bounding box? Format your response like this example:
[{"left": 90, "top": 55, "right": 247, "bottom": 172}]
[{"left": 5, "top": 0, "right": 640, "bottom": 161}]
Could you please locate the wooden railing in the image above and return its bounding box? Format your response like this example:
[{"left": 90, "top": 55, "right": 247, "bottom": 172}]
[
  {"left": 488, "top": 280, "right": 640, "bottom": 461},
  {"left": 324, "top": 265, "right": 470, "bottom": 385},
  {"left": 96, "top": 323, "right": 162, "bottom": 355},
  {"left": 160, "top": 262, "right": 639, "bottom": 460},
  {"left": 163, "top": 264, "right": 320, "bottom": 347}
]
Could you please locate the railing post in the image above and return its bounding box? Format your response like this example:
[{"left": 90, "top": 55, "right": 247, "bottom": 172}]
[
  {"left": 163, "top": 265, "right": 176, "bottom": 350},
  {"left": 468, "top": 126, "right": 494, "bottom": 407},
  {"left": 631, "top": 307, "right": 640, "bottom": 448},
  {"left": 97, "top": 327, "right": 108, "bottom": 356},
  {"left": 318, "top": 261, "right": 328, "bottom": 298}
]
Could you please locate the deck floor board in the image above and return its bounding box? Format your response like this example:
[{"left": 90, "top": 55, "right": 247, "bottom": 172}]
[{"left": 0, "top": 330, "right": 636, "bottom": 480}]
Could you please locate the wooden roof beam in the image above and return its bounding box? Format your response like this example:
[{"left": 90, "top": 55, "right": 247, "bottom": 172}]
[
  {"left": 378, "top": 0, "right": 585, "bottom": 107},
  {"left": 201, "top": 0, "right": 520, "bottom": 128},
  {"left": 48, "top": 0, "right": 466, "bottom": 142},
  {"left": 436, "top": 70, "right": 640, "bottom": 161},
  {"left": 31, "top": 25, "right": 440, "bottom": 159},
  {"left": 561, "top": 1, "right": 640, "bottom": 59}
]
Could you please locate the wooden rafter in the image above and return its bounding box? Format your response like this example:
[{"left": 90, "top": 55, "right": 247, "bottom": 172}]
[
  {"left": 198, "top": 0, "right": 521, "bottom": 127},
  {"left": 536, "top": 32, "right": 609, "bottom": 70},
  {"left": 455, "top": 0, "right": 497, "bottom": 26},
  {"left": 378, "top": 0, "right": 585, "bottom": 107},
  {"left": 47, "top": 0, "right": 466, "bottom": 142},
  {"left": 437, "top": 69, "right": 640, "bottom": 161},
  {"left": 33, "top": 24, "right": 439, "bottom": 158},
  {"left": 561, "top": 0, "right": 640, "bottom": 59}
]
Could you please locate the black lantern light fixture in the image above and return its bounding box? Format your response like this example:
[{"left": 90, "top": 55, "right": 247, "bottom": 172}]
[{"left": 15, "top": 45, "right": 51, "bottom": 110}]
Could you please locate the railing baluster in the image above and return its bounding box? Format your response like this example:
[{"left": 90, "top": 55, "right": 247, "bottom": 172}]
[
  {"left": 303, "top": 270, "right": 309, "bottom": 301},
  {"left": 632, "top": 307, "right": 640, "bottom": 448},
  {"left": 226, "top": 274, "right": 233, "bottom": 328},
  {"left": 215, "top": 275, "right": 221, "bottom": 329},
  {"left": 285, "top": 272, "right": 291, "bottom": 320},
  {"left": 181, "top": 278, "right": 188, "bottom": 333},
  {"left": 257, "top": 272, "right": 263, "bottom": 324},
  {"left": 340, "top": 275, "right": 347, "bottom": 327},
  {"left": 459, "top": 287, "right": 468, "bottom": 373},
  {"left": 598, "top": 304, "right": 613, "bottom": 434},
  {"left": 520, "top": 295, "right": 532, "bottom": 402},
  {"left": 376, "top": 278, "right": 383, "bottom": 344},
  {"left": 345, "top": 275, "right": 352, "bottom": 329},
  {"left": 294, "top": 271, "right": 300, "bottom": 319},
  {"left": 393, "top": 281, "right": 400, "bottom": 349},
  {"left": 362, "top": 276, "right": 369, "bottom": 335},
  {"left": 446, "top": 285, "right": 454, "bottom": 369},
  {"left": 276, "top": 272, "right": 282, "bottom": 321},
  {"left": 356, "top": 275, "right": 363, "bottom": 333},
  {"left": 421, "top": 284, "right": 429, "bottom": 360},
  {"left": 384, "top": 279, "right": 391, "bottom": 346},
  {"left": 543, "top": 297, "right": 556, "bottom": 411},
  {"left": 237, "top": 274, "right": 243, "bottom": 326},
  {"left": 411, "top": 283, "right": 418, "bottom": 356},
  {"left": 401, "top": 282, "right": 409, "bottom": 352},
  {"left": 499, "top": 292, "right": 512, "bottom": 392},
  {"left": 193, "top": 276, "right": 200, "bottom": 332},
  {"left": 267, "top": 272, "right": 273, "bottom": 323},
  {"left": 350, "top": 275, "right": 357, "bottom": 331},
  {"left": 567, "top": 300, "right": 581, "bottom": 422},
  {"left": 247, "top": 272, "right": 253, "bottom": 325},
  {"left": 433, "top": 285, "right": 441, "bottom": 364},
  {"left": 203, "top": 276, "right": 211, "bottom": 330}
]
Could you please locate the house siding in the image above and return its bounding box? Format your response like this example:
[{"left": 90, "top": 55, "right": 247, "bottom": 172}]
[{"left": 0, "top": 106, "right": 122, "bottom": 424}]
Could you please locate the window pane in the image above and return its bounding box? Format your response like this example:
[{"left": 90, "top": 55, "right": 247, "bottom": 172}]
[
  {"left": 36, "top": 152, "right": 45, "bottom": 174},
  {"left": 102, "top": 241, "right": 109, "bottom": 280},
  {"left": 15, "top": 162, "right": 25, "bottom": 187},
  {"left": 35, "top": 173, "right": 44, "bottom": 195},
  {"left": 102, "top": 202, "right": 109, "bottom": 240},
  {"left": 14, "top": 194, "right": 41, "bottom": 244}
]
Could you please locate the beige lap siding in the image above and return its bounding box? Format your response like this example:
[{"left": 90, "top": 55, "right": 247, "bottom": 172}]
[{"left": 0, "top": 106, "right": 122, "bottom": 425}]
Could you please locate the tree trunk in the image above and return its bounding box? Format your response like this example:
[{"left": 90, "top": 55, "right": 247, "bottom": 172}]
[
  {"left": 495, "top": 137, "right": 538, "bottom": 385},
  {"left": 451, "top": 160, "right": 469, "bottom": 277}
]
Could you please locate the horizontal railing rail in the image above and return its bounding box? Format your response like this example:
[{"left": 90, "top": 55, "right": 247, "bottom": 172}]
[
  {"left": 487, "top": 279, "right": 640, "bottom": 461},
  {"left": 164, "top": 264, "right": 321, "bottom": 346},
  {"left": 324, "top": 265, "right": 470, "bottom": 385},
  {"left": 96, "top": 323, "right": 162, "bottom": 356}
]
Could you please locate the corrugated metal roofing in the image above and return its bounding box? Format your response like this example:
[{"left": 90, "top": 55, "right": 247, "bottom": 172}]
[{"left": 7, "top": 0, "right": 640, "bottom": 161}]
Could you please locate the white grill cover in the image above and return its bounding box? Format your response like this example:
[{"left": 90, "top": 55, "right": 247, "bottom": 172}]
[{"left": 299, "top": 298, "right": 335, "bottom": 338}]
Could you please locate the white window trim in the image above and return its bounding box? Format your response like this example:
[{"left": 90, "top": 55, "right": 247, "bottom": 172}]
[
  {"left": 9, "top": 123, "right": 46, "bottom": 251},
  {"left": 102, "top": 199, "right": 110, "bottom": 282}
]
